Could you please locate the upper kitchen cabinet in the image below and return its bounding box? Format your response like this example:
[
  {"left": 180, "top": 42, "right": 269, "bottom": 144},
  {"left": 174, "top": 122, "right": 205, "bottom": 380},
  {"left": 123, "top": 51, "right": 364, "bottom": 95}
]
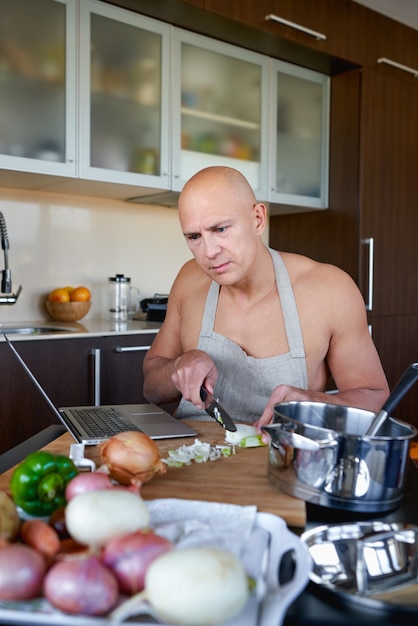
[
  {"left": 269, "top": 60, "right": 329, "bottom": 210},
  {"left": 78, "top": 0, "right": 171, "bottom": 190},
  {"left": 0, "top": 0, "right": 77, "bottom": 177},
  {"left": 171, "top": 29, "right": 269, "bottom": 199}
]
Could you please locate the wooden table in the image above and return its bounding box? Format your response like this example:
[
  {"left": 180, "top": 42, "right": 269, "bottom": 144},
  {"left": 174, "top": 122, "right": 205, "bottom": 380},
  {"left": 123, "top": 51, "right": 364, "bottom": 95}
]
[{"left": 0, "top": 421, "right": 306, "bottom": 529}]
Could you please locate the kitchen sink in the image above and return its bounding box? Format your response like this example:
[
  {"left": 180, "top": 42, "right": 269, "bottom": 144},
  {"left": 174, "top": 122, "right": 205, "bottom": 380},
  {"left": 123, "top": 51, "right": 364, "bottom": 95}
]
[{"left": 0, "top": 324, "right": 78, "bottom": 335}]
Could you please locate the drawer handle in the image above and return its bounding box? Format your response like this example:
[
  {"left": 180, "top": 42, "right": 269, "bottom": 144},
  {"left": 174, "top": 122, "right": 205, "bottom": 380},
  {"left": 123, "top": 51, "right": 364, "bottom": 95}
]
[
  {"left": 115, "top": 346, "right": 151, "bottom": 352},
  {"left": 264, "top": 14, "right": 326, "bottom": 41},
  {"left": 377, "top": 57, "right": 418, "bottom": 78},
  {"left": 91, "top": 348, "right": 101, "bottom": 405},
  {"left": 362, "top": 237, "right": 374, "bottom": 312}
]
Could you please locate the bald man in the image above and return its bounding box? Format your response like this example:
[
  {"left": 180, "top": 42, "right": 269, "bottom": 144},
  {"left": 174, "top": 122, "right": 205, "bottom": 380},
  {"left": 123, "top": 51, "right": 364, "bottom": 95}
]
[{"left": 143, "top": 166, "right": 389, "bottom": 427}]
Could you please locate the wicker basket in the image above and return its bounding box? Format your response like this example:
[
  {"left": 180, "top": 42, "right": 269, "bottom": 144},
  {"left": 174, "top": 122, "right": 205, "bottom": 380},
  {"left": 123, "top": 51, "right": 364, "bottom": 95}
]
[{"left": 45, "top": 300, "right": 91, "bottom": 322}]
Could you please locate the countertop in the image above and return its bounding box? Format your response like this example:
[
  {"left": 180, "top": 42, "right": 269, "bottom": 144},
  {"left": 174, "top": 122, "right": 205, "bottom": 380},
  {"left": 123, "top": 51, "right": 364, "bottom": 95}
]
[
  {"left": 0, "top": 421, "right": 307, "bottom": 529},
  {"left": 1, "top": 422, "right": 418, "bottom": 624},
  {"left": 0, "top": 317, "right": 161, "bottom": 340}
]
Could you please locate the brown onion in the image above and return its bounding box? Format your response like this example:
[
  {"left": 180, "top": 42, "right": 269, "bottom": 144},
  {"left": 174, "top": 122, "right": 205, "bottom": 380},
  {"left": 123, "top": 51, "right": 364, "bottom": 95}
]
[{"left": 99, "top": 431, "right": 166, "bottom": 486}]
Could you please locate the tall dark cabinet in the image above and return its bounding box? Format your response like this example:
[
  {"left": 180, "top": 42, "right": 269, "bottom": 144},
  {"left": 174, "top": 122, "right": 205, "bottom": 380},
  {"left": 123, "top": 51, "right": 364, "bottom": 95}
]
[
  {"left": 270, "top": 64, "right": 418, "bottom": 426},
  {"left": 358, "top": 67, "right": 418, "bottom": 424}
]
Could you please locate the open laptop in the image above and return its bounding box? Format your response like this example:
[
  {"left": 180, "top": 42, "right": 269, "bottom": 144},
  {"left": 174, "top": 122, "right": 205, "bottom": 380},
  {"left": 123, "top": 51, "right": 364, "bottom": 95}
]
[{"left": 2, "top": 332, "right": 197, "bottom": 444}]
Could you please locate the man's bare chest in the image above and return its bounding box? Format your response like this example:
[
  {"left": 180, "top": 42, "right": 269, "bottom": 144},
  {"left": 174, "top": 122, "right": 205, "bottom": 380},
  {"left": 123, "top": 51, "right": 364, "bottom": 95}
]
[{"left": 181, "top": 289, "right": 290, "bottom": 358}]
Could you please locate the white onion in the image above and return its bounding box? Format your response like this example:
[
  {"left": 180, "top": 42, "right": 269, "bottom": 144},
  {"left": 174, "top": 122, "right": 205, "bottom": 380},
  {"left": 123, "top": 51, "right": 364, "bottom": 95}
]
[
  {"left": 225, "top": 423, "right": 259, "bottom": 445},
  {"left": 145, "top": 547, "right": 249, "bottom": 625},
  {"left": 65, "top": 489, "right": 150, "bottom": 548}
]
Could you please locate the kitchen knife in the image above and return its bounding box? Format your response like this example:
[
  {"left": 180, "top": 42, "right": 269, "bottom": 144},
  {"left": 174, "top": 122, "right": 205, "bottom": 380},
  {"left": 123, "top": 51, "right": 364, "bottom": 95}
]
[{"left": 200, "top": 386, "right": 237, "bottom": 432}]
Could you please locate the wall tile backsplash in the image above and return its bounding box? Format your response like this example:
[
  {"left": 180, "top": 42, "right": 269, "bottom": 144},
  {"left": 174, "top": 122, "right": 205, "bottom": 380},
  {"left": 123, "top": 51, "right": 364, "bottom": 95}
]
[{"left": 0, "top": 187, "right": 192, "bottom": 323}]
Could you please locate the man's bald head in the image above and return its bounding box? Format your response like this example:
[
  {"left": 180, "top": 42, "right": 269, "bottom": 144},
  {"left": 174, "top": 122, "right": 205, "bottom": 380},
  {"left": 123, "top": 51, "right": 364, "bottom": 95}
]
[{"left": 178, "top": 166, "right": 256, "bottom": 217}]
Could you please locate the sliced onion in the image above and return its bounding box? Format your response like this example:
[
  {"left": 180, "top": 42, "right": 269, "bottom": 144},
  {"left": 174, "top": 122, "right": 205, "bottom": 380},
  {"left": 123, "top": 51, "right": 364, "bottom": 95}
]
[
  {"left": 0, "top": 543, "right": 46, "bottom": 600},
  {"left": 99, "top": 431, "right": 166, "bottom": 486},
  {"left": 102, "top": 529, "right": 173, "bottom": 595},
  {"left": 44, "top": 556, "right": 118, "bottom": 616}
]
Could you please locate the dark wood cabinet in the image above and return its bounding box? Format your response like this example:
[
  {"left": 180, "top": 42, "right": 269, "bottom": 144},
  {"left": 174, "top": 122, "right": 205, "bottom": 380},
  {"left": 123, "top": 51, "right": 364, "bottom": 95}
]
[
  {"left": 204, "top": 0, "right": 418, "bottom": 70},
  {"left": 270, "top": 65, "right": 418, "bottom": 426},
  {"left": 0, "top": 333, "right": 157, "bottom": 454},
  {"left": 358, "top": 68, "right": 418, "bottom": 425},
  {"left": 359, "top": 68, "right": 418, "bottom": 317},
  {"left": 101, "top": 334, "right": 154, "bottom": 404}
]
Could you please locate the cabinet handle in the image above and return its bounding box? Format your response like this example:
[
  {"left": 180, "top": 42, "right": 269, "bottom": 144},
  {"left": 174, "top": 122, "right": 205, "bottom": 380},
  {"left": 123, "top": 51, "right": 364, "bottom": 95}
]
[
  {"left": 264, "top": 14, "right": 326, "bottom": 41},
  {"left": 115, "top": 346, "right": 151, "bottom": 352},
  {"left": 377, "top": 57, "right": 418, "bottom": 78},
  {"left": 91, "top": 348, "right": 101, "bottom": 405},
  {"left": 362, "top": 237, "right": 374, "bottom": 312}
]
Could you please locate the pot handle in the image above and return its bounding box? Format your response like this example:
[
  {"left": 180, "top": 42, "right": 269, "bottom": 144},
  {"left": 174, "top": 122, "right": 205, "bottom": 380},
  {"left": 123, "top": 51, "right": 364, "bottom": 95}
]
[
  {"left": 365, "top": 362, "right": 418, "bottom": 436},
  {"left": 261, "top": 424, "right": 338, "bottom": 452}
]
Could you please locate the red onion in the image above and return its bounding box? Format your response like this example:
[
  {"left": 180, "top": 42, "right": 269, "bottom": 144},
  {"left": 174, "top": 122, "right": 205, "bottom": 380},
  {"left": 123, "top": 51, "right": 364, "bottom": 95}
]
[
  {"left": 0, "top": 543, "right": 46, "bottom": 600},
  {"left": 65, "top": 471, "right": 113, "bottom": 501},
  {"left": 99, "top": 431, "right": 166, "bottom": 486},
  {"left": 43, "top": 556, "right": 118, "bottom": 616},
  {"left": 102, "top": 529, "right": 173, "bottom": 595}
]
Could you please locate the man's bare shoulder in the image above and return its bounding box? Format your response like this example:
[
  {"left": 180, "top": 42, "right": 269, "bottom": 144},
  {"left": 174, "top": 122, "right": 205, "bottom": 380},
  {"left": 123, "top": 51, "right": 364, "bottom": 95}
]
[
  {"left": 170, "top": 260, "right": 212, "bottom": 317},
  {"left": 172, "top": 258, "right": 211, "bottom": 295},
  {"left": 279, "top": 251, "right": 356, "bottom": 291}
]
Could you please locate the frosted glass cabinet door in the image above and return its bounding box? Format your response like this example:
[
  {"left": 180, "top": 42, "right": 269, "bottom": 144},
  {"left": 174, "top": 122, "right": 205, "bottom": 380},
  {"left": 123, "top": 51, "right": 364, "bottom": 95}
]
[
  {"left": 0, "top": 0, "right": 76, "bottom": 175},
  {"left": 79, "top": 1, "right": 170, "bottom": 189},
  {"left": 172, "top": 29, "right": 268, "bottom": 197},
  {"left": 270, "top": 60, "right": 330, "bottom": 209}
]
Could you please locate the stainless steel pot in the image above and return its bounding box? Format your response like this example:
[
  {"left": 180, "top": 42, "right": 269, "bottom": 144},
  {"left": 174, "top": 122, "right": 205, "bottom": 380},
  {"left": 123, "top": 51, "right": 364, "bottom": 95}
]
[{"left": 262, "top": 402, "right": 417, "bottom": 513}]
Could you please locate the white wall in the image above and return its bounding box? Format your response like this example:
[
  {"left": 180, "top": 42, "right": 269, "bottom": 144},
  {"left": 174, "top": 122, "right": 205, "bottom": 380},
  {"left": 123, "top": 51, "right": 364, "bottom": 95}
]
[
  {"left": 0, "top": 187, "right": 192, "bottom": 323},
  {"left": 0, "top": 186, "right": 270, "bottom": 323}
]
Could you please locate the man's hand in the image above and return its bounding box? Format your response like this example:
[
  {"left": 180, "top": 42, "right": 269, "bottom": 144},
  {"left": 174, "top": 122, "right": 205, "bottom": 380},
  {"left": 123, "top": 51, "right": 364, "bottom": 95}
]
[
  {"left": 255, "top": 384, "right": 313, "bottom": 431},
  {"left": 171, "top": 349, "right": 218, "bottom": 409}
]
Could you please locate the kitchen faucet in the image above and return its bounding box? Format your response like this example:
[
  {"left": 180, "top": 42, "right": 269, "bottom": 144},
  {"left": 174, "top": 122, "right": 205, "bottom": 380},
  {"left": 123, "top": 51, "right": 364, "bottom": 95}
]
[{"left": 0, "top": 212, "right": 22, "bottom": 305}]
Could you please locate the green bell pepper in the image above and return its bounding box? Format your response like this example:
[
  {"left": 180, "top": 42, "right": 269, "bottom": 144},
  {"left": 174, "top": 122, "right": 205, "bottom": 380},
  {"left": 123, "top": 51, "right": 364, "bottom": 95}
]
[{"left": 10, "top": 450, "right": 78, "bottom": 517}]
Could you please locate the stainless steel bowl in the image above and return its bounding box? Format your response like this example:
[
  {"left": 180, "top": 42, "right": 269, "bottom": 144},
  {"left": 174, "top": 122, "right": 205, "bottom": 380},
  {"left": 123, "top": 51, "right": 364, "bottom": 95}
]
[{"left": 302, "top": 521, "right": 418, "bottom": 612}]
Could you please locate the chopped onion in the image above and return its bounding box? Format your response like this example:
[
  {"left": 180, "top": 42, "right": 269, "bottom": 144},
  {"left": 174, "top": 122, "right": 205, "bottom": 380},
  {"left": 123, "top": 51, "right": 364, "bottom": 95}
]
[
  {"left": 225, "top": 424, "right": 265, "bottom": 447},
  {"left": 164, "top": 439, "right": 233, "bottom": 467},
  {"left": 65, "top": 489, "right": 150, "bottom": 548},
  {"left": 99, "top": 431, "right": 166, "bottom": 486}
]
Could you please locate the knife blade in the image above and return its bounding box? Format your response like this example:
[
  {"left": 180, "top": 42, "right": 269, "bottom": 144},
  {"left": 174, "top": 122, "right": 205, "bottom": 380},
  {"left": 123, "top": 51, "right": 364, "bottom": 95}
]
[{"left": 200, "top": 386, "right": 237, "bottom": 432}]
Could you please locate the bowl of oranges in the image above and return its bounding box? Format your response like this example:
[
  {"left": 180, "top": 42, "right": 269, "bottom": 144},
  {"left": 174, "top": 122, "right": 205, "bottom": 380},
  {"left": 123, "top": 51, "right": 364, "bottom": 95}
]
[{"left": 46, "top": 286, "right": 92, "bottom": 322}]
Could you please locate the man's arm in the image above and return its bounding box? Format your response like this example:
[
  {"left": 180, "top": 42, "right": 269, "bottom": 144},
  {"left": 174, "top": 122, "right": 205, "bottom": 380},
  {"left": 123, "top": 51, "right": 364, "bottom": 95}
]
[
  {"left": 256, "top": 263, "right": 390, "bottom": 428},
  {"left": 142, "top": 266, "right": 217, "bottom": 408}
]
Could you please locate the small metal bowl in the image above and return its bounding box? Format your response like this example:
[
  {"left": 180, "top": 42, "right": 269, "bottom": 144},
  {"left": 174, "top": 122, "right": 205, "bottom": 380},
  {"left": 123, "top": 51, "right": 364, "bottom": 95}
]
[{"left": 301, "top": 521, "right": 418, "bottom": 613}]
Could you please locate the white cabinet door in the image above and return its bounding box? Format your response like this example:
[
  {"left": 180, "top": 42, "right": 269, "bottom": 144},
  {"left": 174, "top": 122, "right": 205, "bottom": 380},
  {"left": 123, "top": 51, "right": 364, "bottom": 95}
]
[
  {"left": 171, "top": 28, "right": 269, "bottom": 199},
  {"left": 269, "top": 59, "right": 330, "bottom": 211},
  {"left": 0, "top": 0, "right": 77, "bottom": 177},
  {"left": 78, "top": 0, "right": 171, "bottom": 190}
]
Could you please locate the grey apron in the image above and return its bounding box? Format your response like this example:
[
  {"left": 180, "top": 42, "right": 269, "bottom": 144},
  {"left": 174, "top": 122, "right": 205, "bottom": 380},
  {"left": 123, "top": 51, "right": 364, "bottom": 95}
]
[{"left": 176, "top": 248, "right": 308, "bottom": 423}]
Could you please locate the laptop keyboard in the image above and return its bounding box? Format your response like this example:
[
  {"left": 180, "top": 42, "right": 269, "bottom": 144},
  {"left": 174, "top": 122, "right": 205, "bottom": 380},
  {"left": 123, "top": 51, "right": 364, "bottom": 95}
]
[{"left": 71, "top": 407, "right": 141, "bottom": 437}]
